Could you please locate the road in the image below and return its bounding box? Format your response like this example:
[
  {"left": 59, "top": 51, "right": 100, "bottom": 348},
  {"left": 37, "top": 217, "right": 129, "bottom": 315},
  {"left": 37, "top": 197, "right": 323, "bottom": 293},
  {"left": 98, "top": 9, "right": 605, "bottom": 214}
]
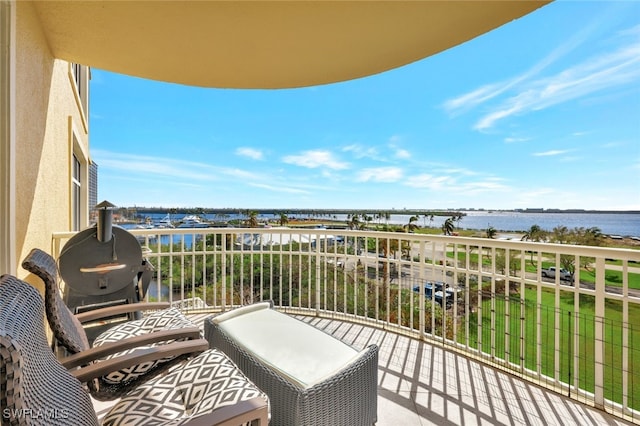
[{"left": 334, "top": 249, "right": 640, "bottom": 300}]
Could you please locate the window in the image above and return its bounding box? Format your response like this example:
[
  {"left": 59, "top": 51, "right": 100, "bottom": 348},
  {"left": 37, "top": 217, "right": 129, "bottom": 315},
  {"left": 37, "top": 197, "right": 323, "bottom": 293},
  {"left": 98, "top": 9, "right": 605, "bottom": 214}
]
[
  {"left": 88, "top": 161, "right": 98, "bottom": 224},
  {"left": 69, "top": 63, "right": 89, "bottom": 132},
  {"left": 72, "top": 63, "right": 82, "bottom": 91},
  {"left": 72, "top": 153, "right": 81, "bottom": 231}
]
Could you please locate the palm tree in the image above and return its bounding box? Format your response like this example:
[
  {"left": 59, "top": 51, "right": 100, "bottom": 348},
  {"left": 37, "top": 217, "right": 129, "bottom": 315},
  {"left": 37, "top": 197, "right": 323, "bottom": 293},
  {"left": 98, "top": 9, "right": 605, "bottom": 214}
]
[
  {"left": 278, "top": 212, "right": 288, "bottom": 227},
  {"left": 363, "top": 214, "right": 373, "bottom": 229},
  {"left": 454, "top": 212, "right": 463, "bottom": 227},
  {"left": 442, "top": 217, "right": 455, "bottom": 236},
  {"left": 404, "top": 215, "right": 419, "bottom": 233},
  {"left": 583, "top": 226, "right": 603, "bottom": 246},
  {"left": 551, "top": 225, "right": 569, "bottom": 244},
  {"left": 521, "top": 224, "right": 545, "bottom": 267},
  {"left": 246, "top": 211, "right": 259, "bottom": 228},
  {"left": 374, "top": 213, "right": 382, "bottom": 227},
  {"left": 521, "top": 224, "right": 545, "bottom": 242},
  {"left": 348, "top": 214, "right": 361, "bottom": 230},
  {"left": 486, "top": 226, "right": 497, "bottom": 239}
]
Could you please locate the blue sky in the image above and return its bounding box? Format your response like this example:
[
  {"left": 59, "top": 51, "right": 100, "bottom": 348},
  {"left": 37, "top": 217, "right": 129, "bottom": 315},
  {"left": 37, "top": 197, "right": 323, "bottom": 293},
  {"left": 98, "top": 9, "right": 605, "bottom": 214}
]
[{"left": 90, "top": 1, "right": 640, "bottom": 211}]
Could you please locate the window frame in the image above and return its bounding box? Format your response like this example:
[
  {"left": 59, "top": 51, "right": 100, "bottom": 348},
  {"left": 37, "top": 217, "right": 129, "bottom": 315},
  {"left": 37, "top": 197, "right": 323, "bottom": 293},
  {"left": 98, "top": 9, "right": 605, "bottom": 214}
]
[
  {"left": 70, "top": 123, "right": 89, "bottom": 232},
  {"left": 68, "top": 63, "right": 89, "bottom": 133}
]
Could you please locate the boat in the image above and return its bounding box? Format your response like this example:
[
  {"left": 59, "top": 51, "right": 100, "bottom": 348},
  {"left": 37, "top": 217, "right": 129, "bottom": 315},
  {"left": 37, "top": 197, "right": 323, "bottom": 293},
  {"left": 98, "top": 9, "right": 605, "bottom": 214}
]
[
  {"left": 178, "top": 215, "right": 209, "bottom": 228},
  {"left": 154, "top": 214, "right": 174, "bottom": 228},
  {"left": 135, "top": 216, "right": 155, "bottom": 229}
]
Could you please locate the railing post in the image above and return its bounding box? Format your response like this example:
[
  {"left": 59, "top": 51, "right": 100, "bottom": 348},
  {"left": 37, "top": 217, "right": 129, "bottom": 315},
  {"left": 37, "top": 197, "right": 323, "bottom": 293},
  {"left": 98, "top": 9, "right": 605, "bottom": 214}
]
[
  {"left": 567, "top": 310, "right": 572, "bottom": 398},
  {"left": 221, "top": 231, "right": 227, "bottom": 311},
  {"left": 419, "top": 239, "right": 425, "bottom": 339},
  {"left": 621, "top": 260, "right": 629, "bottom": 412},
  {"left": 315, "top": 232, "right": 321, "bottom": 316},
  {"left": 594, "top": 256, "right": 605, "bottom": 410},
  {"left": 554, "top": 261, "right": 562, "bottom": 385}
]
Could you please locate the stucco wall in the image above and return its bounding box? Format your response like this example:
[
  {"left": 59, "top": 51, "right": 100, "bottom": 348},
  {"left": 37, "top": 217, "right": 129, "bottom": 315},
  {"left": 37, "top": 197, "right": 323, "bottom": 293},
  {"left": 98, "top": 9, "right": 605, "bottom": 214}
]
[{"left": 15, "top": 2, "right": 89, "bottom": 283}]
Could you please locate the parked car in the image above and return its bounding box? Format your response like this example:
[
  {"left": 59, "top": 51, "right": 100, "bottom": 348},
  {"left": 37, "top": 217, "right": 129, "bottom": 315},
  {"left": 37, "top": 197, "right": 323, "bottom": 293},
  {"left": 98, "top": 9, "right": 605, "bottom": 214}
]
[
  {"left": 412, "top": 281, "right": 455, "bottom": 309},
  {"left": 541, "top": 267, "right": 573, "bottom": 281}
]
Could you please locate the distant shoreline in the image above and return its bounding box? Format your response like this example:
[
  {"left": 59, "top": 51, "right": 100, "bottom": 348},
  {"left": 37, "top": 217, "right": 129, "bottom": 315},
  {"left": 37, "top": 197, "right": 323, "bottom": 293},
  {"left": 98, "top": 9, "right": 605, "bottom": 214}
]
[
  {"left": 116, "top": 209, "right": 639, "bottom": 239},
  {"left": 122, "top": 207, "right": 640, "bottom": 216}
]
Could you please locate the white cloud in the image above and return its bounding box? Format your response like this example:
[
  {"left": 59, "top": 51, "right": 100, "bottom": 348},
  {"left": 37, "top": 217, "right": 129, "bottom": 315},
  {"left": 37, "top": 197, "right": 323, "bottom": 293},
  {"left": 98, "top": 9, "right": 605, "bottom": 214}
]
[
  {"left": 343, "top": 141, "right": 412, "bottom": 163},
  {"left": 442, "top": 21, "right": 640, "bottom": 132},
  {"left": 93, "top": 149, "right": 262, "bottom": 182},
  {"left": 356, "top": 167, "right": 403, "bottom": 182},
  {"left": 404, "top": 170, "right": 509, "bottom": 195},
  {"left": 459, "top": 179, "right": 509, "bottom": 194},
  {"left": 438, "top": 167, "right": 478, "bottom": 177},
  {"left": 236, "top": 147, "right": 264, "bottom": 160},
  {"left": 342, "top": 144, "right": 379, "bottom": 159},
  {"left": 474, "top": 38, "right": 640, "bottom": 130},
  {"left": 95, "top": 151, "right": 218, "bottom": 181},
  {"left": 248, "top": 182, "right": 310, "bottom": 194},
  {"left": 601, "top": 141, "right": 624, "bottom": 148},
  {"left": 532, "top": 150, "right": 570, "bottom": 157},
  {"left": 405, "top": 174, "right": 453, "bottom": 190},
  {"left": 572, "top": 131, "right": 590, "bottom": 137},
  {"left": 394, "top": 149, "right": 411, "bottom": 159},
  {"left": 442, "top": 29, "right": 583, "bottom": 116},
  {"left": 504, "top": 137, "right": 531, "bottom": 144},
  {"left": 443, "top": 84, "right": 505, "bottom": 115},
  {"left": 387, "top": 136, "right": 411, "bottom": 160},
  {"left": 282, "top": 150, "right": 349, "bottom": 170}
]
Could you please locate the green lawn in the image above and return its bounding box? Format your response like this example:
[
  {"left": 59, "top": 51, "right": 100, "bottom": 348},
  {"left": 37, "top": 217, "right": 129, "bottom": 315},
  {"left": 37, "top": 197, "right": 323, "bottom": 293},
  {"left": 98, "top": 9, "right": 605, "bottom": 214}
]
[
  {"left": 445, "top": 250, "right": 640, "bottom": 290},
  {"left": 464, "top": 288, "right": 640, "bottom": 409}
]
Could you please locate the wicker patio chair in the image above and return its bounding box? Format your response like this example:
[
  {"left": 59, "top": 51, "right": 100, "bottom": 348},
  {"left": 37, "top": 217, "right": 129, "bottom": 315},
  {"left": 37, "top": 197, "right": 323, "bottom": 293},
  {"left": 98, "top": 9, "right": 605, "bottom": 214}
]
[
  {"left": 0, "top": 274, "right": 269, "bottom": 426},
  {"left": 22, "top": 248, "right": 205, "bottom": 401}
]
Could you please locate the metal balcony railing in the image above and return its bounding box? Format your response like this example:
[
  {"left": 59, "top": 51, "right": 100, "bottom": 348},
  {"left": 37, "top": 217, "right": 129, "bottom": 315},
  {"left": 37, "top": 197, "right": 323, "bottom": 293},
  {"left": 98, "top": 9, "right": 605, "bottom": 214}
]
[{"left": 52, "top": 227, "right": 640, "bottom": 424}]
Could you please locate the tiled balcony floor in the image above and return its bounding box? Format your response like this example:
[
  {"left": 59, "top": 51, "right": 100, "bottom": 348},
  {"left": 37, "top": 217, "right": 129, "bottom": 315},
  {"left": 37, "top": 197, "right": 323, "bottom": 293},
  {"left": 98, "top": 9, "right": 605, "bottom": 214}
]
[{"left": 93, "top": 313, "right": 632, "bottom": 425}]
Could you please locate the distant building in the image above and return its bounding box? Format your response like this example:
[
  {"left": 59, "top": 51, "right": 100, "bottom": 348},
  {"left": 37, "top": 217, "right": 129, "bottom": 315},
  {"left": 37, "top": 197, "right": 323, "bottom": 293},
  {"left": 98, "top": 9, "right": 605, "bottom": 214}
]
[{"left": 89, "top": 161, "right": 99, "bottom": 224}]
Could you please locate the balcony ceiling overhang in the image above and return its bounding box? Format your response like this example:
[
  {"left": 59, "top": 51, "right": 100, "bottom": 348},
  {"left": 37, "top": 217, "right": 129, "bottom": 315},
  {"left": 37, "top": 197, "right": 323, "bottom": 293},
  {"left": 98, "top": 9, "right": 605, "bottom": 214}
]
[{"left": 32, "top": 1, "right": 550, "bottom": 89}]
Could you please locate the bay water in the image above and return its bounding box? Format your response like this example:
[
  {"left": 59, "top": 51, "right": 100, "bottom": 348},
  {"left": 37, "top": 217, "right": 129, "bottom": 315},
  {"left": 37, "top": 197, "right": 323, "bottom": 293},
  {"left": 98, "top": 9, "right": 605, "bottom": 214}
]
[{"left": 140, "top": 211, "right": 639, "bottom": 238}]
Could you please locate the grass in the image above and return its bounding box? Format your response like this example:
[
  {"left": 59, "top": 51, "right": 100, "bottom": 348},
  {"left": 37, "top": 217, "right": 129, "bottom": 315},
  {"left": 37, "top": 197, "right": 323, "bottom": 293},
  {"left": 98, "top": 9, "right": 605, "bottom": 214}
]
[
  {"left": 583, "top": 268, "right": 640, "bottom": 290},
  {"left": 444, "top": 249, "right": 640, "bottom": 290},
  {"left": 465, "top": 287, "right": 640, "bottom": 409}
]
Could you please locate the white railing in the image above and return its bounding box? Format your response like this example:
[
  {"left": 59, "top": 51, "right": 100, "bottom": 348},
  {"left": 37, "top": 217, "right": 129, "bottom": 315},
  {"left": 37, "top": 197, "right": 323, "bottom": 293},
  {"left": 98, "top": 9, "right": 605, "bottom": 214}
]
[{"left": 52, "top": 227, "right": 640, "bottom": 423}]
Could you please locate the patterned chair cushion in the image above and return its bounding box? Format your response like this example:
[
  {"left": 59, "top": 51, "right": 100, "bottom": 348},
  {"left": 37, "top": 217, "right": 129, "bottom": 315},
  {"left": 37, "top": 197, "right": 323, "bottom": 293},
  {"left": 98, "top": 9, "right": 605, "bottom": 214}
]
[
  {"left": 92, "top": 307, "right": 200, "bottom": 384},
  {"left": 102, "top": 349, "right": 270, "bottom": 426}
]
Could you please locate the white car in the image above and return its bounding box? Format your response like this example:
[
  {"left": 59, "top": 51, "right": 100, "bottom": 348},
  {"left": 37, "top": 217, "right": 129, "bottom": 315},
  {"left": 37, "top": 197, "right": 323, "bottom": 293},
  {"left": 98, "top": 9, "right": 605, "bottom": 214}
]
[{"left": 541, "top": 267, "right": 573, "bottom": 281}]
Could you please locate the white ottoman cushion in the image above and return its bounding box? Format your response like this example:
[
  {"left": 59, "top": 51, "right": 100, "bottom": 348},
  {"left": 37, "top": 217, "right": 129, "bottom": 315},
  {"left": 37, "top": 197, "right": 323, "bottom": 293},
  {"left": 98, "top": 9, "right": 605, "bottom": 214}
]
[{"left": 213, "top": 304, "right": 359, "bottom": 389}]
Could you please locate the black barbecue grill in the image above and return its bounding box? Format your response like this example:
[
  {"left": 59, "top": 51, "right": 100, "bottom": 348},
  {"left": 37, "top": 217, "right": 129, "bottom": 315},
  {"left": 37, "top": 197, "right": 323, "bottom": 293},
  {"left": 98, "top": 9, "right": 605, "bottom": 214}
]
[{"left": 58, "top": 201, "right": 153, "bottom": 335}]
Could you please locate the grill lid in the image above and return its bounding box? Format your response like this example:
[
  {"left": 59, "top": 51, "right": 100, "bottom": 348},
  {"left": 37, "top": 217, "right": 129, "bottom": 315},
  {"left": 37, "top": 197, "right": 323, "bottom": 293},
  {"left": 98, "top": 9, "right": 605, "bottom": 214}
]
[{"left": 58, "top": 201, "right": 143, "bottom": 297}]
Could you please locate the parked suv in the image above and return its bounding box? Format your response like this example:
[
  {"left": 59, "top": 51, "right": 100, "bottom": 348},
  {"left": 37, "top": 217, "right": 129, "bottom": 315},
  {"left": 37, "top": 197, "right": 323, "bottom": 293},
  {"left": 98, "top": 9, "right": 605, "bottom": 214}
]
[
  {"left": 541, "top": 267, "right": 573, "bottom": 281},
  {"left": 412, "top": 281, "right": 455, "bottom": 309}
]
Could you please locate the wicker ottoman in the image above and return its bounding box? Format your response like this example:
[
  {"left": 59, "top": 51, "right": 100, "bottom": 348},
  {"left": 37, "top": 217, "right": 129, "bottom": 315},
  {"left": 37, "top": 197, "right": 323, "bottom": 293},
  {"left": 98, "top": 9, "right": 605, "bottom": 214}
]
[{"left": 204, "top": 303, "right": 378, "bottom": 426}]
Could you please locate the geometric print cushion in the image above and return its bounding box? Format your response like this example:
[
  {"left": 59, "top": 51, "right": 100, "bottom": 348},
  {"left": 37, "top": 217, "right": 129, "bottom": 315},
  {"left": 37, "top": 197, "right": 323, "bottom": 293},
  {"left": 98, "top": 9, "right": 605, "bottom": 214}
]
[
  {"left": 101, "top": 349, "right": 270, "bottom": 426},
  {"left": 92, "top": 307, "right": 200, "bottom": 384}
]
